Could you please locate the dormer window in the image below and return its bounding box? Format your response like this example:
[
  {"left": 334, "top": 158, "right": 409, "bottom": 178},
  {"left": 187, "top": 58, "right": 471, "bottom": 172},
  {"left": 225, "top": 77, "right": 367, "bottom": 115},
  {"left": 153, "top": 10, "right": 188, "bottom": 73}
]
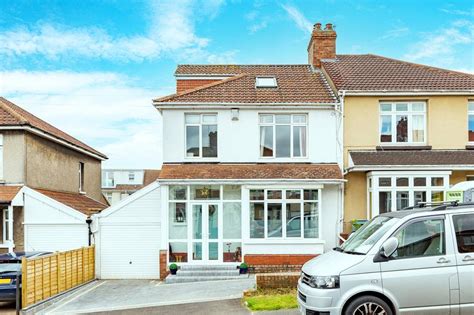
[{"left": 256, "top": 77, "right": 277, "bottom": 88}]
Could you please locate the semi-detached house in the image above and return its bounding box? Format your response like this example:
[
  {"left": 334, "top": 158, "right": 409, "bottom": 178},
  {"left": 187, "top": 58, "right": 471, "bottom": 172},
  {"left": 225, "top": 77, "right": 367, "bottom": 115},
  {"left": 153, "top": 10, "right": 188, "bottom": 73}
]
[{"left": 94, "top": 23, "right": 474, "bottom": 280}]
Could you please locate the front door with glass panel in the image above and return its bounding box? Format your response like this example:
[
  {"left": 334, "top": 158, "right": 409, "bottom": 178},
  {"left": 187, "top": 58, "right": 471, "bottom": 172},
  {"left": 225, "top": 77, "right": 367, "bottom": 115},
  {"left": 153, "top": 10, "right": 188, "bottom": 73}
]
[{"left": 191, "top": 203, "right": 219, "bottom": 262}]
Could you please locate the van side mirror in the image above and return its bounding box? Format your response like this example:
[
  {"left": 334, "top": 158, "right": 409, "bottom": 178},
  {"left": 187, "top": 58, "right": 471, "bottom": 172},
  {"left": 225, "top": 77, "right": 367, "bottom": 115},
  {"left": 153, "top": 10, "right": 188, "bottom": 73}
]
[{"left": 373, "top": 237, "right": 398, "bottom": 263}]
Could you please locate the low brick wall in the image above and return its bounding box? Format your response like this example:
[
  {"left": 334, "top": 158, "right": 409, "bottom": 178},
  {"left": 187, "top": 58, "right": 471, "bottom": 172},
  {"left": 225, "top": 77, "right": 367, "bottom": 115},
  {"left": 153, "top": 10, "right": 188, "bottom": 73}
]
[
  {"left": 159, "top": 250, "right": 168, "bottom": 280},
  {"left": 245, "top": 254, "right": 316, "bottom": 273},
  {"left": 256, "top": 272, "right": 300, "bottom": 289}
]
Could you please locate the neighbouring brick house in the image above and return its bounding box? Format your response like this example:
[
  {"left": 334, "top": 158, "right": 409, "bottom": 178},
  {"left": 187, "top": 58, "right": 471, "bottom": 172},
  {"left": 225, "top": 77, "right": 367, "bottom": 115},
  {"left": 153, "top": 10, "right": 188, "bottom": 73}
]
[{"left": 0, "top": 97, "right": 108, "bottom": 252}]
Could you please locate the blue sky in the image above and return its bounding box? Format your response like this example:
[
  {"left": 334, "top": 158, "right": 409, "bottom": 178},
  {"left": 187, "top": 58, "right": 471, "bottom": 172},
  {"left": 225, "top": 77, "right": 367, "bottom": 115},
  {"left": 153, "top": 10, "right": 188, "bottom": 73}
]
[{"left": 0, "top": 0, "right": 473, "bottom": 168}]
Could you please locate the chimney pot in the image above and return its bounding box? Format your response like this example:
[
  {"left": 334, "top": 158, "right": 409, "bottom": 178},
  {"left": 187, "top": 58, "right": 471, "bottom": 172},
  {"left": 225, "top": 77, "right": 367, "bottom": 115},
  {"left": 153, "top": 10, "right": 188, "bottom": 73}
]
[
  {"left": 314, "top": 23, "right": 322, "bottom": 30},
  {"left": 325, "top": 23, "right": 333, "bottom": 30}
]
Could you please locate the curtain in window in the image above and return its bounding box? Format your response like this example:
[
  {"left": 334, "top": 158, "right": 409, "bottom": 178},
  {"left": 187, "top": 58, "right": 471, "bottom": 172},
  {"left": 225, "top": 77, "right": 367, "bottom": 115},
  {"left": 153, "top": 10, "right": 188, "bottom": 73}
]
[
  {"left": 260, "top": 126, "right": 273, "bottom": 156},
  {"left": 412, "top": 115, "right": 424, "bottom": 142},
  {"left": 293, "top": 126, "right": 306, "bottom": 157}
]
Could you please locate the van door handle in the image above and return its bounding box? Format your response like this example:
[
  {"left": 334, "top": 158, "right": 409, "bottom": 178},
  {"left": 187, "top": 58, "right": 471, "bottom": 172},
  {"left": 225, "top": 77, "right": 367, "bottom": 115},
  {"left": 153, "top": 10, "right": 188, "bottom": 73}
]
[
  {"left": 462, "top": 255, "right": 474, "bottom": 262},
  {"left": 437, "top": 258, "right": 450, "bottom": 264}
]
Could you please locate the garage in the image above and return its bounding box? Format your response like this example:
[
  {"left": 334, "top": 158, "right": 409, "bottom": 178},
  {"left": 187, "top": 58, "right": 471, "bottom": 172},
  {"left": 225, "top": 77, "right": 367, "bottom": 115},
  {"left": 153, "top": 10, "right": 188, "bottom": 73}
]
[{"left": 94, "top": 182, "right": 162, "bottom": 279}]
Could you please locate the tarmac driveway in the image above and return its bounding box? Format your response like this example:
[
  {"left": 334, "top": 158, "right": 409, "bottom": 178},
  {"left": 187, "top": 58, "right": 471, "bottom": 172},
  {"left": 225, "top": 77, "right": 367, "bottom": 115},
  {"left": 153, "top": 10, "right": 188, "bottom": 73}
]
[{"left": 40, "top": 277, "right": 256, "bottom": 314}]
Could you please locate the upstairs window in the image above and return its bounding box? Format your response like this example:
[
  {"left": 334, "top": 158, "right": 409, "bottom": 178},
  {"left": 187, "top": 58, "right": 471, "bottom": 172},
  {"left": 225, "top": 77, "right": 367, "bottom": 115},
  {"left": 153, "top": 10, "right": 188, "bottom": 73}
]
[
  {"left": 0, "top": 134, "right": 3, "bottom": 180},
  {"left": 128, "top": 172, "right": 135, "bottom": 181},
  {"left": 380, "top": 102, "right": 426, "bottom": 144},
  {"left": 468, "top": 102, "right": 474, "bottom": 142},
  {"left": 259, "top": 114, "right": 307, "bottom": 158},
  {"left": 79, "top": 162, "right": 85, "bottom": 192},
  {"left": 185, "top": 114, "right": 218, "bottom": 158}
]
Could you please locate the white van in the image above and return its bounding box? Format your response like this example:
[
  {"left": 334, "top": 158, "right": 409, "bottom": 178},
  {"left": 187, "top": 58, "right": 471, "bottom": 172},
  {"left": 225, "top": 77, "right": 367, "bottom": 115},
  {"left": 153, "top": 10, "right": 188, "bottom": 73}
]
[{"left": 297, "top": 202, "right": 474, "bottom": 315}]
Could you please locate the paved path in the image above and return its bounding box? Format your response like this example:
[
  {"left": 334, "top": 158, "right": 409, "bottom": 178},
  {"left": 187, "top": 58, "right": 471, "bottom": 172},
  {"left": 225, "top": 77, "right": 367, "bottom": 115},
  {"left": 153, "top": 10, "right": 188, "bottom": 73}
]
[{"left": 41, "top": 277, "right": 256, "bottom": 314}]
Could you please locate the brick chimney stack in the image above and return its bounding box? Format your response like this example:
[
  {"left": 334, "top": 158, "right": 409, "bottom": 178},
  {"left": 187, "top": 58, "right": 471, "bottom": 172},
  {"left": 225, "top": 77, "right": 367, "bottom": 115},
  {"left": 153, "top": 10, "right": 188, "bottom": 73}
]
[{"left": 307, "top": 22, "right": 337, "bottom": 68}]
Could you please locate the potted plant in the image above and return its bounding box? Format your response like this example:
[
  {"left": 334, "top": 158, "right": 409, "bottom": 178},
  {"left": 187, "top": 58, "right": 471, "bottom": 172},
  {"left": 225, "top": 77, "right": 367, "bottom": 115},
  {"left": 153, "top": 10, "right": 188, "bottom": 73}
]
[
  {"left": 239, "top": 262, "right": 248, "bottom": 274},
  {"left": 169, "top": 263, "right": 178, "bottom": 275}
]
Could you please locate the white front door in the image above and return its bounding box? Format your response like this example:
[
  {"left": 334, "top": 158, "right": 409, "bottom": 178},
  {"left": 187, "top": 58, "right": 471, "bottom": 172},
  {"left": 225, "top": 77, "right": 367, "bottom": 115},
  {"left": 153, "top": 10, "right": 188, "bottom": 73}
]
[{"left": 190, "top": 203, "right": 220, "bottom": 262}]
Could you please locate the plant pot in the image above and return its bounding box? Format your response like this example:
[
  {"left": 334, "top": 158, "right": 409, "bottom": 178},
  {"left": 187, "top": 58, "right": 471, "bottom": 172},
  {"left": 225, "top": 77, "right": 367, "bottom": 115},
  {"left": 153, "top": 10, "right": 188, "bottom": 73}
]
[
  {"left": 239, "top": 267, "right": 248, "bottom": 274},
  {"left": 170, "top": 269, "right": 177, "bottom": 275}
]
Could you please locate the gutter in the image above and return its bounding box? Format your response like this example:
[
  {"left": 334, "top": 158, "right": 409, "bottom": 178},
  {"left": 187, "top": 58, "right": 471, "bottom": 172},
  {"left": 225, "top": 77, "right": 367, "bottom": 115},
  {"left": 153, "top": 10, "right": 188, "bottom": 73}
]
[
  {"left": 342, "top": 90, "right": 474, "bottom": 96},
  {"left": 158, "top": 179, "right": 347, "bottom": 185},
  {"left": 347, "top": 165, "right": 474, "bottom": 172}
]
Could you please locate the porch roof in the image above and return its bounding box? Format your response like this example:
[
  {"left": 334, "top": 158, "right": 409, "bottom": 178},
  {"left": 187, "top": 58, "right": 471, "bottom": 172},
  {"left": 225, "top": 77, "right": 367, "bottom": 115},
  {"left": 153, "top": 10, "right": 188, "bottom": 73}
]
[
  {"left": 0, "top": 186, "right": 22, "bottom": 204},
  {"left": 158, "top": 163, "right": 343, "bottom": 181},
  {"left": 34, "top": 189, "right": 108, "bottom": 216}
]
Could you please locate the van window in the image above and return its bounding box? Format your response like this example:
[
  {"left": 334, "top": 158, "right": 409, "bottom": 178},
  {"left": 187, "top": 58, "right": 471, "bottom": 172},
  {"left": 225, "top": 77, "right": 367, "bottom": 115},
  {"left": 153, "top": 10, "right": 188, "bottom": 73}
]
[
  {"left": 453, "top": 213, "right": 474, "bottom": 253},
  {"left": 393, "top": 218, "right": 445, "bottom": 259}
]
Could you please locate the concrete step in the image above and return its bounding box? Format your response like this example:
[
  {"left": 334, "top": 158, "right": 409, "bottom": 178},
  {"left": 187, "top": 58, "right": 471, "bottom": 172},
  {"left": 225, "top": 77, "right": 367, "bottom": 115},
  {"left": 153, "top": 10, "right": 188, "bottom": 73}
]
[
  {"left": 165, "top": 274, "right": 248, "bottom": 284},
  {"left": 177, "top": 270, "right": 240, "bottom": 277},
  {"left": 179, "top": 264, "right": 239, "bottom": 271}
]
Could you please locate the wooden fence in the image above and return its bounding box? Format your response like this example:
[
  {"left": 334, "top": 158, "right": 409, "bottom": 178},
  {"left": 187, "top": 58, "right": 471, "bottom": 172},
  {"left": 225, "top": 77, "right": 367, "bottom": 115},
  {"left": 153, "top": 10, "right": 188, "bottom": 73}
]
[{"left": 21, "top": 246, "right": 95, "bottom": 308}]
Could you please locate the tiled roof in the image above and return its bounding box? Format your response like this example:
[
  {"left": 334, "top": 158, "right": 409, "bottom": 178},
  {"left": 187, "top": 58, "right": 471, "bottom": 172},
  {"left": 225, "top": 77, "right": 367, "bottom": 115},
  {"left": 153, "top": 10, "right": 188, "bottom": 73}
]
[
  {"left": 155, "top": 65, "right": 337, "bottom": 104},
  {"left": 0, "top": 186, "right": 22, "bottom": 204},
  {"left": 35, "top": 189, "right": 108, "bottom": 216},
  {"left": 143, "top": 169, "right": 161, "bottom": 185},
  {"left": 350, "top": 150, "right": 474, "bottom": 167},
  {"left": 322, "top": 54, "right": 474, "bottom": 92},
  {"left": 0, "top": 97, "right": 107, "bottom": 159},
  {"left": 159, "top": 163, "right": 343, "bottom": 180}
]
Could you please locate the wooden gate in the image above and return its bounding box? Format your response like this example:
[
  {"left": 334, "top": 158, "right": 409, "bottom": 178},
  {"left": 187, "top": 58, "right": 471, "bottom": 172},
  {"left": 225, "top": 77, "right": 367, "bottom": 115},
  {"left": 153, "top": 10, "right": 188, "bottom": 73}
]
[{"left": 21, "top": 246, "right": 95, "bottom": 308}]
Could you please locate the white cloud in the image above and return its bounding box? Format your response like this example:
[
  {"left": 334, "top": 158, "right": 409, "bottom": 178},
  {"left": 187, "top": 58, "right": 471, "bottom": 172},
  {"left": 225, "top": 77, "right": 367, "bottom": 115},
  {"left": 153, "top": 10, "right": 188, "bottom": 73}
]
[
  {"left": 381, "top": 27, "right": 409, "bottom": 40},
  {"left": 281, "top": 4, "right": 313, "bottom": 34},
  {"left": 0, "top": 0, "right": 230, "bottom": 62},
  {"left": 0, "top": 70, "right": 170, "bottom": 168},
  {"left": 440, "top": 8, "right": 473, "bottom": 16},
  {"left": 404, "top": 20, "right": 474, "bottom": 66}
]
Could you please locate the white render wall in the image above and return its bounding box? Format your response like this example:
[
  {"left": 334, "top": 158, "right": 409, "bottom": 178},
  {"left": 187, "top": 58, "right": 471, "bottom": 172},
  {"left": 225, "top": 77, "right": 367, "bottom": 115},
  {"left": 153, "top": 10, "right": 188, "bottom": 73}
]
[{"left": 162, "top": 108, "right": 339, "bottom": 164}]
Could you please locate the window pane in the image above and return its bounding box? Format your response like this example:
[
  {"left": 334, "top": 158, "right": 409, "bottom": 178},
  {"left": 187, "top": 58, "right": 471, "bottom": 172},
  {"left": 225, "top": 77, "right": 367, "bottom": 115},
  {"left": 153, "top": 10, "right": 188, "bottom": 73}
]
[
  {"left": 186, "top": 126, "right": 200, "bottom": 157},
  {"left": 414, "top": 177, "right": 426, "bottom": 187},
  {"left": 260, "top": 126, "right": 273, "bottom": 157},
  {"left": 396, "top": 177, "right": 409, "bottom": 187},
  {"left": 396, "top": 115, "right": 408, "bottom": 142},
  {"left": 396, "top": 103, "right": 408, "bottom": 111},
  {"left": 380, "top": 115, "right": 392, "bottom": 142},
  {"left": 469, "top": 103, "right": 474, "bottom": 112},
  {"left": 379, "top": 177, "right": 391, "bottom": 187},
  {"left": 431, "top": 191, "right": 444, "bottom": 202},
  {"left": 259, "top": 114, "right": 273, "bottom": 123},
  {"left": 393, "top": 219, "right": 445, "bottom": 259},
  {"left": 169, "top": 203, "right": 187, "bottom": 239},
  {"left": 250, "top": 190, "right": 264, "bottom": 200},
  {"left": 275, "top": 114, "right": 291, "bottom": 124},
  {"left": 286, "top": 190, "right": 301, "bottom": 199},
  {"left": 275, "top": 125, "right": 291, "bottom": 157},
  {"left": 414, "top": 191, "right": 426, "bottom": 205},
  {"left": 223, "top": 242, "right": 242, "bottom": 262},
  {"left": 469, "top": 114, "right": 474, "bottom": 142},
  {"left": 223, "top": 203, "right": 241, "bottom": 239},
  {"left": 293, "top": 115, "right": 307, "bottom": 123},
  {"left": 192, "top": 205, "right": 203, "bottom": 239},
  {"left": 412, "top": 115, "right": 425, "bottom": 142},
  {"left": 185, "top": 114, "right": 200, "bottom": 124},
  {"left": 202, "top": 124, "right": 217, "bottom": 157},
  {"left": 169, "top": 242, "right": 188, "bottom": 262},
  {"left": 250, "top": 203, "right": 264, "bottom": 238},
  {"left": 191, "top": 185, "right": 220, "bottom": 200},
  {"left": 193, "top": 243, "right": 202, "bottom": 260},
  {"left": 304, "top": 202, "right": 318, "bottom": 238},
  {"left": 209, "top": 242, "right": 218, "bottom": 260},
  {"left": 453, "top": 214, "right": 474, "bottom": 253},
  {"left": 202, "top": 114, "right": 217, "bottom": 123},
  {"left": 431, "top": 177, "right": 444, "bottom": 187},
  {"left": 412, "top": 103, "right": 425, "bottom": 111},
  {"left": 293, "top": 126, "right": 307, "bottom": 157},
  {"left": 397, "top": 191, "right": 409, "bottom": 210},
  {"left": 169, "top": 186, "right": 187, "bottom": 200},
  {"left": 304, "top": 190, "right": 318, "bottom": 200},
  {"left": 267, "top": 190, "right": 282, "bottom": 199},
  {"left": 223, "top": 185, "right": 241, "bottom": 200},
  {"left": 379, "top": 192, "right": 392, "bottom": 214},
  {"left": 286, "top": 203, "right": 301, "bottom": 237},
  {"left": 267, "top": 204, "right": 282, "bottom": 237},
  {"left": 380, "top": 104, "right": 392, "bottom": 112}
]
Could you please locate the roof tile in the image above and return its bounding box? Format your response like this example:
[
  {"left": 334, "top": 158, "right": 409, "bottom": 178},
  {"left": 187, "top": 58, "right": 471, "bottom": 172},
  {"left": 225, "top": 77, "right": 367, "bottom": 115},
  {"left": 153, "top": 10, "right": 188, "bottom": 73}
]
[{"left": 0, "top": 186, "right": 22, "bottom": 203}]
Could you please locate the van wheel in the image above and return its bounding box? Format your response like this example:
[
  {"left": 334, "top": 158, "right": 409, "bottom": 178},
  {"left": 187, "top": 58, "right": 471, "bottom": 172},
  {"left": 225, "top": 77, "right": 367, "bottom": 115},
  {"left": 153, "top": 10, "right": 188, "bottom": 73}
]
[{"left": 344, "top": 295, "right": 393, "bottom": 315}]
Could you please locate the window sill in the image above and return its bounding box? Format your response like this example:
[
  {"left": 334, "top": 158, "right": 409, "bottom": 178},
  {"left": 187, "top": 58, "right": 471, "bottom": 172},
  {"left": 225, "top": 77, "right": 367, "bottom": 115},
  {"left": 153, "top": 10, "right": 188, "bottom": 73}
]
[
  {"left": 376, "top": 145, "right": 431, "bottom": 151},
  {"left": 466, "top": 144, "right": 474, "bottom": 150}
]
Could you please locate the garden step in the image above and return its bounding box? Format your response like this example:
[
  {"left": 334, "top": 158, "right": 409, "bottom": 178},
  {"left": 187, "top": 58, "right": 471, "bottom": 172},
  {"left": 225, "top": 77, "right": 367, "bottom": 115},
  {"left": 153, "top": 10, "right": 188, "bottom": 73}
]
[
  {"left": 179, "top": 264, "right": 239, "bottom": 271},
  {"left": 165, "top": 274, "right": 248, "bottom": 284},
  {"left": 177, "top": 270, "right": 240, "bottom": 277}
]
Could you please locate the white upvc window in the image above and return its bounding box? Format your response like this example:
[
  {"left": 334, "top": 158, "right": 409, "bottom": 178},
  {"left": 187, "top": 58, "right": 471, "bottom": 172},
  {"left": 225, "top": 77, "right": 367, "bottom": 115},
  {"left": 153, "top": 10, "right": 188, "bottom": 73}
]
[
  {"left": 259, "top": 114, "right": 308, "bottom": 158},
  {"left": 379, "top": 102, "right": 426, "bottom": 145},
  {"left": 468, "top": 101, "right": 474, "bottom": 143},
  {"left": 0, "top": 134, "right": 3, "bottom": 180},
  {"left": 79, "top": 162, "right": 85, "bottom": 193},
  {"left": 185, "top": 114, "right": 218, "bottom": 158},
  {"left": 367, "top": 172, "right": 450, "bottom": 218},
  {"left": 249, "top": 188, "right": 320, "bottom": 239}
]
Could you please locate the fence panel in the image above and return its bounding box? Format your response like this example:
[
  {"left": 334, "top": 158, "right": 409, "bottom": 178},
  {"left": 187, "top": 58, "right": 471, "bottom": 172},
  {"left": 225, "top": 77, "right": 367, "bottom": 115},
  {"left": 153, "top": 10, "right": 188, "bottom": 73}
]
[{"left": 21, "top": 246, "right": 95, "bottom": 308}]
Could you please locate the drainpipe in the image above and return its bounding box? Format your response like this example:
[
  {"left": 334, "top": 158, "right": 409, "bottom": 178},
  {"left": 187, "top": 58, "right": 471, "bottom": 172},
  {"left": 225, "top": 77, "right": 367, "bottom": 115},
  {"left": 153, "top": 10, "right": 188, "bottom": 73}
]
[
  {"left": 337, "top": 90, "right": 346, "bottom": 240},
  {"left": 86, "top": 217, "right": 93, "bottom": 246}
]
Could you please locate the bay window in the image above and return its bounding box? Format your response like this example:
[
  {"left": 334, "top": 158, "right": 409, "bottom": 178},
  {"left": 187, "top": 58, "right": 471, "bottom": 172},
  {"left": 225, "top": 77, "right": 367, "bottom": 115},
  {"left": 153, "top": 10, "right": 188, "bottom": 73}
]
[
  {"left": 380, "top": 102, "right": 426, "bottom": 144},
  {"left": 259, "top": 114, "right": 307, "bottom": 158},
  {"left": 185, "top": 114, "right": 217, "bottom": 158},
  {"left": 249, "top": 188, "right": 320, "bottom": 239},
  {"left": 468, "top": 102, "right": 474, "bottom": 142}
]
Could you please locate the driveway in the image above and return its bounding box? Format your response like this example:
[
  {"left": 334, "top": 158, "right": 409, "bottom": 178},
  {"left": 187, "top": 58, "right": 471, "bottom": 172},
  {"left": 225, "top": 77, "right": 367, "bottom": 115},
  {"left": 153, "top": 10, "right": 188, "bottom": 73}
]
[{"left": 40, "top": 277, "right": 256, "bottom": 314}]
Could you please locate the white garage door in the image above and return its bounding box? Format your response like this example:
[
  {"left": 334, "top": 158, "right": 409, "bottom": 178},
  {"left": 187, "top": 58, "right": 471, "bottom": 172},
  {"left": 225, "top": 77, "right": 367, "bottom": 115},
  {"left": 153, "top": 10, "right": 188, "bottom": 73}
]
[
  {"left": 99, "top": 224, "right": 161, "bottom": 279},
  {"left": 25, "top": 224, "right": 88, "bottom": 252}
]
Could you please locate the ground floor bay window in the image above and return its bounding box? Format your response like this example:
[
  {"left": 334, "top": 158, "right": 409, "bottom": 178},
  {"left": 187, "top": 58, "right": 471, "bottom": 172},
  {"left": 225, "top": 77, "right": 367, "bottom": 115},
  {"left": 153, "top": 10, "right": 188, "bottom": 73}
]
[{"left": 367, "top": 171, "right": 450, "bottom": 217}]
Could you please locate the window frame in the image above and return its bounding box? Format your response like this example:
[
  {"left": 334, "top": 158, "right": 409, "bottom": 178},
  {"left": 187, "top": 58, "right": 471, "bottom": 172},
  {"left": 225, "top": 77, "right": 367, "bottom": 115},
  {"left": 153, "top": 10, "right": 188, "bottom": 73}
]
[
  {"left": 0, "top": 134, "right": 3, "bottom": 180},
  {"left": 79, "top": 162, "right": 85, "bottom": 193},
  {"left": 379, "top": 102, "right": 427, "bottom": 145},
  {"left": 258, "top": 114, "right": 308, "bottom": 159},
  {"left": 184, "top": 113, "right": 218, "bottom": 159},
  {"left": 468, "top": 101, "right": 474, "bottom": 143}
]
